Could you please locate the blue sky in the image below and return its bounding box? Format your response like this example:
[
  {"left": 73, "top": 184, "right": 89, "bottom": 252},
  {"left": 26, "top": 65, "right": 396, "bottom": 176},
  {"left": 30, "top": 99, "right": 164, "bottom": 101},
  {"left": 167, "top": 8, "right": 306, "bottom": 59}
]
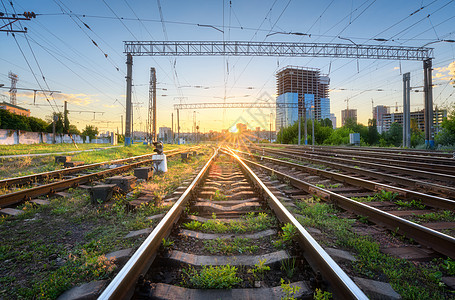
[{"left": 1, "top": 0, "right": 454, "bottom": 133}]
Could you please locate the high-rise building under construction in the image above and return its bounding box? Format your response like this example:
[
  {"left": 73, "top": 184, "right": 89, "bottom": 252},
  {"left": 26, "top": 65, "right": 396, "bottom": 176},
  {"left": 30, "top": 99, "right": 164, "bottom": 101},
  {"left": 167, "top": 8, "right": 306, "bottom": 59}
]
[{"left": 276, "top": 66, "right": 330, "bottom": 132}]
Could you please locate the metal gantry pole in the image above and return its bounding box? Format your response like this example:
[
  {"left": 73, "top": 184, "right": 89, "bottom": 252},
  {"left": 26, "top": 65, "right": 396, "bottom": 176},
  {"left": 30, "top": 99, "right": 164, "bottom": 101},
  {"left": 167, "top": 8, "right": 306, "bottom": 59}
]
[
  {"left": 298, "top": 106, "right": 301, "bottom": 145},
  {"left": 304, "top": 106, "right": 308, "bottom": 145},
  {"left": 402, "top": 72, "right": 411, "bottom": 148},
  {"left": 423, "top": 59, "right": 434, "bottom": 148},
  {"left": 125, "top": 54, "right": 133, "bottom": 146},
  {"left": 177, "top": 109, "right": 180, "bottom": 145}
]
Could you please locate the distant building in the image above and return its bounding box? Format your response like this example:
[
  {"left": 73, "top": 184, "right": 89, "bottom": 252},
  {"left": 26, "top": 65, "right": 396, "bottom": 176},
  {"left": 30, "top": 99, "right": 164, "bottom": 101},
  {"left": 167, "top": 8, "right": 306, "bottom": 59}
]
[
  {"left": 330, "top": 113, "right": 337, "bottom": 129},
  {"left": 341, "top": 109, "right": 357, "bottom": 126},
  {"left": 276, "top": 92, "right": 298, "bottom": 132},
  {"left": 276, "top": 66, "right": 330, "bottom": 132},
  {"left": 382, "top": 109, "right": 447, "bottom": 135},
  {"left": 158, "top": 127, "right": 172, "bottom": 143},
  {"left": 0, "top": 101, "right": 30, "bottom": 117},
  {"left": 236, "top": 123, "right": 247, "bottom": 133},
  {"left": 373, "top": 105, "right": 389, "bottom": 134}
]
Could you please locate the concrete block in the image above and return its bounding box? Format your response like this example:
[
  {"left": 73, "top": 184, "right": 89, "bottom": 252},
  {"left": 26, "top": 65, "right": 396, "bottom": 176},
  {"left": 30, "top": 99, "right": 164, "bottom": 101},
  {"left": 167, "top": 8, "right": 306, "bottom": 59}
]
[
  {"left": 105, "top": 175, "right": 136, "bottom": 192},
  {"left": 90, "top": 184, "right": 116, "bottom": 204},
  {"left": 353, "top": 277, "right": 401, "bottom": 300},
  {"left": 64, "top": 161, "right": 84, "bottom": 168},
  {"left": 55, "top": 156, "right": 71, "bottom": 164},
  {"left": 55, "top": 192, "right": 71, "bottom": 198},
  {"left": 105, "top": 248, "right": 134, "bottom": 265},
  {"left": 168, "top": 250, "right": 289, "bottom": 266},
  {"left": 57, "top": 280, "right": 107, "bottom": 300},
  {"left": 181, "top": 152, "right": 190, "bottom": 162},
  {"left": 442, "top": 277, "right": 455, "bottom": 289},
  {"left": 134, "top": 167, "right": 153, "bottom": 180},
  {"left": 31, "top": 199, "right": 50, "bottom": 206},
  {"left": 0, "top": 208, "right": 24, "bottom": 216},
  {"left": 325, "top": 247, "right": 357, "bottom": 262},
  {"left": 124, "top": 228, "right": 153, "bottom": 239}
]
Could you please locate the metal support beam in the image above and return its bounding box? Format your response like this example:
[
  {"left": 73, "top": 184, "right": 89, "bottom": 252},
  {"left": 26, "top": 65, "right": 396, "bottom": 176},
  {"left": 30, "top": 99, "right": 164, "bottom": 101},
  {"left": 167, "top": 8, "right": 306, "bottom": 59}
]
[
  {"left": 177, "top": 109, "right": 180, "bottom": 145},
  {"left": 124, "top": 41, "right": 433, "bottom": 61},
  {"left": 125, "top": 54, "right": 133, "bottom": 146},
  {"left": 423, "top": 59, "right": 434, "bottom": 148},
  {"left": 147, "top": 67, "right": 157, "bottom": 143},
  {"left": 402, "top": 72, "right": 411, "bottom": 148},
  {"left": 174, "top": 102, "right": 297, "bottom": 110}
]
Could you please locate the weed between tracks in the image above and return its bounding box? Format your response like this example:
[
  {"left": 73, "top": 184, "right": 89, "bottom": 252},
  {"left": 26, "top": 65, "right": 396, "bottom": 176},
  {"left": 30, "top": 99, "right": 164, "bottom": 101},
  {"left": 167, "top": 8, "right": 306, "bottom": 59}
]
[
  {"left": 0, "top": 146, "right": 208, "bottom": 299},
  {"left": 295, "top": 199, "right": 454, "bottom": 299},
  {"left": 182, "top": 212, "right": 277, "bottom": 233}
]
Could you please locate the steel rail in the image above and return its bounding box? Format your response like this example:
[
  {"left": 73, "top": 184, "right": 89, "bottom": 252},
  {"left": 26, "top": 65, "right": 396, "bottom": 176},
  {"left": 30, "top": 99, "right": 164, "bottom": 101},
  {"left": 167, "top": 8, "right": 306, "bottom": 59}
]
[
  {"left": 222, "top": 148, "right": 368, "bottom": 299},
  {"left": 258, "top": 146, "right": 455, "bottom": 183},
  {"left": 250, "top": 147, "right": 455, "bottom": 198},
  {"left": 286, "top": 146, "right": 455, "bottom": 166},
  {"left": 268, "top": 146, "right": 455, "bottom": 175},
  {"left": 0, "top": 149, "right": 191, "bottom": 208},
  {"left": 99, "top": 148, "right": 218, "bottom": 299},
  {"left": 235, "top": 150, "right": 455, "bottom": 210},
  {"left": 239, "top": 155, "right": 455, "bottom": 259},
  {"left": 0, "top": 147, "right": 190, "bottom": 189},
  {"left": 262, "top": 143, "right": 454, "bottom": 159}
]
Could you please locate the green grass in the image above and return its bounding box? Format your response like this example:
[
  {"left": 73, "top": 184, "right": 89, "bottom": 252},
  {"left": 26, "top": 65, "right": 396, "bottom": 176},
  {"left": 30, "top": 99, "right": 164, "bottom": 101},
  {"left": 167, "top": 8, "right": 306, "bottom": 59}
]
[
  {"left": 410, "top": 210, "right": 455, "bottom": 223},
  {"left": 183, "top": 212, "right": 277, "bottom": 234},
  {"left": 395, "top": 199, "right": 426, "bottom": 210},
  {"left": 203, "top": 237, "right": 259, "bottom": 255},
  {"left": 0, "top": 144, "right": 190, "bottom": 180},
  {"left": 295, "top": 200, "right": 452, "bottom": 299},
  {"left": 0, "top": 143, "right": 113, "bottom": 156},
  {"left": 181, "top": 265, "right": 242, "bottom": 289},
  {"left": 0, "top": 150, "right": 210, "bottom": 299}
]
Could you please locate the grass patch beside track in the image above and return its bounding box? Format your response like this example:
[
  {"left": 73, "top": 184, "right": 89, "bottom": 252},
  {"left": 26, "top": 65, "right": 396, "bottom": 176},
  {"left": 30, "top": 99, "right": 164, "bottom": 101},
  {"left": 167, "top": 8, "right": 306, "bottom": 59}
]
[
  {"left": 295, "top": 199, "right": 453, "bottom": 299},
  {"left": 0, "top": 143, "right": 114, "bottom": 156},
  {"left": 0, "top": 144, "right": 187, "bottom": 179},
  {"left": 0, "top": 148, "right": 210, "bottom": 299}
]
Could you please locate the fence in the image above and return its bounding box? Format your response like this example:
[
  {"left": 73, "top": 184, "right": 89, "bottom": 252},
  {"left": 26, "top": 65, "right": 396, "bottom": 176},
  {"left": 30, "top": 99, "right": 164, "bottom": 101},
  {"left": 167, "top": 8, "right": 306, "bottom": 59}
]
[{"left": 0, "top": 129, "right": 112, "bottom": 145}]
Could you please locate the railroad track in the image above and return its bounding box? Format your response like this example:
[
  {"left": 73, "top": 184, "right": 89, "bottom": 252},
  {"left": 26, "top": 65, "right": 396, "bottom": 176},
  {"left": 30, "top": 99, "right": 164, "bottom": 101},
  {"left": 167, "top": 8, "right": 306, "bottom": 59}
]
[
  {"left": 249, "top": 145, "right": 455, "bottom": 197},
  {"left": 234, "top": 149, "right": 455, "bottom": 259},
  {"left": 0, "top": 147, "right": 197, "bottom": 209},
  {"left": 99, "top": 148, "right": 367, "bottom": 299},
  {"left": 263, "top": 143, "right": 454, "bottom": 160}
]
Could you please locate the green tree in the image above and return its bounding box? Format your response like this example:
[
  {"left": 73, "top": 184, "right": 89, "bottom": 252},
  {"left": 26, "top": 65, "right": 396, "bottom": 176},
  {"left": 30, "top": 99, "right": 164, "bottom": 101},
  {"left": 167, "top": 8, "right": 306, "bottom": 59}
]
[
  {"left": 45, "top": 113, "right": 64, "bottom": 133},
  {"left": 68, "top": 124, "right": 81, "bottom": 135},
  {"left": 323, "top": 127, "right": 353, "bottom": 145},
  {"left": 410, "top": 118, "right": 424, "bottom": 147},
  {"left": 368, "top": 119, "right": 379, "bottom": 146},
  {"left": 385, "top": 122, "right": 403, "bottom": 147},
  {"left": 435, "top": 107, "right": 455, "bottom": 146},
  {"left": 82, "top": 125, "right": 99, "bottom": 142}
]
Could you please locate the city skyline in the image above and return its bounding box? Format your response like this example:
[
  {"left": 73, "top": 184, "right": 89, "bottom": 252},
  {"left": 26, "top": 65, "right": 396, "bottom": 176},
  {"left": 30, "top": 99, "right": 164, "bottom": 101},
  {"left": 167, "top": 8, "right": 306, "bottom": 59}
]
[{"left": 1, "top": 0, "right": 454, "bottom": 133}]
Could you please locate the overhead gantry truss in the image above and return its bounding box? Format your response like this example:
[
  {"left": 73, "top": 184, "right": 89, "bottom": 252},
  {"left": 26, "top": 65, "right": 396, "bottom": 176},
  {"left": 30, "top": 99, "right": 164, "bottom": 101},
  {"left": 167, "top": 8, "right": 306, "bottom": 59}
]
[
  {"left": 124, "top": 41, "right": 433, "bottom": 61},
  {"left": 123, "top": 40, "right": 436, "bottom": 147},
  {"left": 174, "top": 102, "right": 297, "bottom": 110}
]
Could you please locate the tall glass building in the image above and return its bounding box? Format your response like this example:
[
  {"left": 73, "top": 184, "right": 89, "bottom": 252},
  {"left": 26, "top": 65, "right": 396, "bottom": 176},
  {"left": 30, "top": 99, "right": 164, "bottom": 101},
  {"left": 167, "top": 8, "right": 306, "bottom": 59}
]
[
  {"left": 276, "top": 92, "right": 298, "bottom": 132},
  {"left": 276, "top": 66, "right": 330, "bottom": 131}
]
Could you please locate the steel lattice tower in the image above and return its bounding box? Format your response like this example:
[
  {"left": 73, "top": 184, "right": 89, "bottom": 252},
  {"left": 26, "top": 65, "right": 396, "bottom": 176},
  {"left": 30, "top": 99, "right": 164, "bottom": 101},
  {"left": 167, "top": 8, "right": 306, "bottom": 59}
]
[{"left": 8, "top": 71, "right": 18, "bottom": 105}]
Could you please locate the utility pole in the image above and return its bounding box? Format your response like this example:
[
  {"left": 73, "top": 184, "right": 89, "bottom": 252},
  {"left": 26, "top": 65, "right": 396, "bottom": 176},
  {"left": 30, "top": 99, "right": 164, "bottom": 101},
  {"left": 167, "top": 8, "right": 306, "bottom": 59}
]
[
  {"left": 171, "top": 113, "right": 174, "bottom": 144},
  {"left": 298, "top": 100, "right": 301, "bottom": 145},
  {"left": 304, "top": 106, "right": 308, "bottom": 145},
  {"left": 177, "top": 109, "right": 180, "bottom": 145},
  {"left": 64, "top": 101, "right": 69, "bottom": 133},
  {"left": 8, "top": 72, "right": 17, "bottom": 105},
  {"left": 403, "top": 72, "right": 411, "bottom": 148},
  {"left": 0, "top": 11, "right": 35, "bottom": 33},
  {"left": 52, "top": 113, "right": 58, "bottom": 144},
  {"left": 121, "top": 115, "right": 123, "bottom": 135},
  {"left": 147, "top": 67, "right": 156, "bottom": 143},
  {"left": 125, "top": 53, "right": 133, "bottom": 145},
  {"left": 269, "top": 113, "right": 272, "bottom": 142}
]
